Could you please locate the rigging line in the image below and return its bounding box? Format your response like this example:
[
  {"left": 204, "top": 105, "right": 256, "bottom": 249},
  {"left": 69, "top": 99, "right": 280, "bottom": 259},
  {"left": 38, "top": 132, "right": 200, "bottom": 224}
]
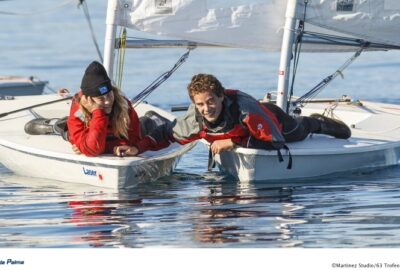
[
  {"left": 287, "top": 31, "right": 302, "bottom": 112},
  {"left": 132, "top": 49, "right": 193, "bottom": 107},
  {"left": 78, "top": 0, "right": 103, "bottom": 63},
  {"left": 116, "top": 28, "right": 127, "bottom": 90},
  {"left": 293, "top": 44, "right": 368, "bottom": 107},
  {"left": 0, "top": 0, "right": 76, "bottom": 16},
  {"left": 303, "top": 31, "right": 399, "bottom": 49},
  {"left": 126, "top": 36, "right": 159, "bottom": 40},
  {"left": 287, "top": 0, "right": 308, "bottom": 112},
  {"left": 304, "top": 31, "right": 361, "bottom": 45}
]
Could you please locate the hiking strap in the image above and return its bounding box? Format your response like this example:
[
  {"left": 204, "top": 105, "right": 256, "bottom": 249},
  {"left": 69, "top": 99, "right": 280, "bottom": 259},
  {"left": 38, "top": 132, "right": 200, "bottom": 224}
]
[
  {"left": 276, "top": 144, "right": 292, "bottom": 170},
  {"left": 208, "top": 147, "right": 216, "bottom": 171}
]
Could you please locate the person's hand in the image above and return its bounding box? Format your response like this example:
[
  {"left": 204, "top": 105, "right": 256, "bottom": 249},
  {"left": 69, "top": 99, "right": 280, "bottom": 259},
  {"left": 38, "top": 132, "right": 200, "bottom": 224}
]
[
  {"left": 80, "top": 95, "right": 102, "bottom": 113},
  {"left": 113, "top": 145, "right": 139, "bottom": 157},
  {"left": 210, "top": 139, "right": 236, "bottom": 155},
  {"left": 58, "top": 88, "right": 70, "bottom": 97},
  {"left": 72, "top": 144, "right": 81, "bottom": 155}
]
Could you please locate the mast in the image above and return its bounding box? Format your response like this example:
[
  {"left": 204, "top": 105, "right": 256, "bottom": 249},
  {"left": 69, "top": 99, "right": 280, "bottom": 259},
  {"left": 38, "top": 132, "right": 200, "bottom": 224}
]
[
  {"left": 276, "top": 0, "right": 298, "bottom": 111},
  {"left": 103, "top": 0, "right": 119, "bottom": 78}
]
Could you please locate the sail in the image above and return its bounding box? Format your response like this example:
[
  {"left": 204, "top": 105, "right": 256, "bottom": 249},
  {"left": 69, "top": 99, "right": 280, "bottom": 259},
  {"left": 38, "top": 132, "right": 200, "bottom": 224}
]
[
  {"left": 117, "top": 0, "right": 400, "bottom": 51},
  {"left": 300, "top": 0, "right": 400, "bottom": 48},
  {"left": 116, "top": 0, "right": 287, "bottom": 51}
]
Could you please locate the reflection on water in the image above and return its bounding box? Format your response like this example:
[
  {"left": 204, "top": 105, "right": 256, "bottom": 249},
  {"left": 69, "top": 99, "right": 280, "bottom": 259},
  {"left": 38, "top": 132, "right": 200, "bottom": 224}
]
[
  {"left": 2, "top": 0, "right": 400, "bottom": 250},
  {"left": 2, "top": 166, "right": 400, "bottom": 248}
]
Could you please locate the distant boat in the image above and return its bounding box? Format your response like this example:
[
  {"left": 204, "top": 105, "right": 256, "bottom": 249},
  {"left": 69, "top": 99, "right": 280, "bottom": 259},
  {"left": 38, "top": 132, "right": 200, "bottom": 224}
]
[{"left": 0, "top": 76, "right": 47, "bottom": 97}]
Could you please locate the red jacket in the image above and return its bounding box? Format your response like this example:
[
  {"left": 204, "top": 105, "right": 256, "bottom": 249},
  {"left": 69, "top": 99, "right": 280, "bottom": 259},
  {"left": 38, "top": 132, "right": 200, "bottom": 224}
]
[{"left": 67, "top": 95, "right": 141, "bottom": 157}]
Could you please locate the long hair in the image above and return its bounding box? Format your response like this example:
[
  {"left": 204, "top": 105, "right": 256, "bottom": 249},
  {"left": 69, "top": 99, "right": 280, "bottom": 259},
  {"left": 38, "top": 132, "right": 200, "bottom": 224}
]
[{"left": 77, "top": 86, "right": 130, "bottom": 139}]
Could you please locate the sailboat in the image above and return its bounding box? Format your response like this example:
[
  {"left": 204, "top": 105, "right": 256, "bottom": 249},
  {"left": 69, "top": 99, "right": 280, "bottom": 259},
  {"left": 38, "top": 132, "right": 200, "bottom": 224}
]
[
  {"left": 0, "top": 0, "right": 196, "bottom": 189},
  {"left": 0, "top": 76, "right": 47, "bottom": 97},
  {"left": 113, "top": 0, "right": 400, "bottom": 181}
]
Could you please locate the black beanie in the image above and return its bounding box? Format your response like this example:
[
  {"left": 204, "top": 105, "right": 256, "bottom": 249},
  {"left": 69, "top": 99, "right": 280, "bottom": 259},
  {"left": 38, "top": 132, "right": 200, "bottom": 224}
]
[{"left": 80, "top": 61, "right": 112, "bottom": 97}]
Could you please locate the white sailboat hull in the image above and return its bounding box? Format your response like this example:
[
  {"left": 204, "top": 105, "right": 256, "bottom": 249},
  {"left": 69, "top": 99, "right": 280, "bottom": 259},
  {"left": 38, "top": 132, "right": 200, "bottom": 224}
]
[
  {"left": 213, "top": 100, "right": 400, "bottom": 181},
  {"left": 0, "top": 139, "right": 188, "bottom": 189},
  {"left": 0, "top": 95, "right": 194, "bottom": 189},
  {"left": 217, "top": 140, "right": 400, "bottom": 181}
]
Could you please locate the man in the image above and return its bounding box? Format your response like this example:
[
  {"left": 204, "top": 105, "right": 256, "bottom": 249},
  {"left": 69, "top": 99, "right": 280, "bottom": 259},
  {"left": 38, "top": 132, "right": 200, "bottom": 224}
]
[{"left": 135, "top": 74, "right": 351, "bottom": 158}]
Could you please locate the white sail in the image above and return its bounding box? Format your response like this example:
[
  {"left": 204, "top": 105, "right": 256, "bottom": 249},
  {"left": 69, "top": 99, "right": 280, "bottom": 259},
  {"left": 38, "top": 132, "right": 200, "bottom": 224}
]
[
  {"left": 116, "top": 0, "right": 288, "bottom": 50},
  {"left": 116, "top": 0, "right": 400, "bottom": 51},
  {"left": 300, "top": 0, "right": 400, "bottom": 47}
]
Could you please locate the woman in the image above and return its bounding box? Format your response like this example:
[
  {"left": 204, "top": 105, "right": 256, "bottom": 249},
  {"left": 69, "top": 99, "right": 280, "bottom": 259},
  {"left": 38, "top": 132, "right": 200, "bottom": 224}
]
[
  {"left": 24, "top": 61, "right": 169, "bottom": 157},
  {"left": 67, "top": 61, "right": 141, "bottom": 157}
]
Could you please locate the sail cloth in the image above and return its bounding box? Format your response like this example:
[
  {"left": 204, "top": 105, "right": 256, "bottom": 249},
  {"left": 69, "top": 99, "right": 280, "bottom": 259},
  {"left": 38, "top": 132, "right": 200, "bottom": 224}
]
[
  {"left": 116, "top": 0, "right": 400, "bottom": 51},
  {"left": 301, "top": 0, "right": 400, "bottom": 48}
]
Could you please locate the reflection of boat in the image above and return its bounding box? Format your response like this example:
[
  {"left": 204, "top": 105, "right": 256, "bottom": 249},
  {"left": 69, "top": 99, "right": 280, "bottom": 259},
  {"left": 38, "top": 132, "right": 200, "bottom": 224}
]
[
  {"left": 0, "top": 76, "right": 47, "bottom": 96},
  {"left": 120, "top": 0, "right": 400, "bottom": 181},
  {"left": 0, "top": 95, "right": 194, "bottom": 189}
]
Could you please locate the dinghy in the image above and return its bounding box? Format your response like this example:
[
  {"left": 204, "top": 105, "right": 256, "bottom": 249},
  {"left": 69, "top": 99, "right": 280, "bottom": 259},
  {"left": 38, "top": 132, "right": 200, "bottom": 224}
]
[
  {"left": 116, "top": 0, "right": 400, "bottom": 181},
  {"left": 0, "top": 76, "right": 47, "bottom": 97},
  {"left": 0, "top": 94, "right": 194, "bottom": 189},
  {"left": 0, "top": 0, "right": 196, "bottom": 189}
]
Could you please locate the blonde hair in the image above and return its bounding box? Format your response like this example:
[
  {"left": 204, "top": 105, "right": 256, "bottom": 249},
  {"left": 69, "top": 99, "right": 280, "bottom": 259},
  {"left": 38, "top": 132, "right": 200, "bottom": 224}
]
[
  {"left": 187, "top": 74, "right": 225, "bottom": 101},
  {"left": 77, "top": 86, "right": 130, "bottom": 139}
]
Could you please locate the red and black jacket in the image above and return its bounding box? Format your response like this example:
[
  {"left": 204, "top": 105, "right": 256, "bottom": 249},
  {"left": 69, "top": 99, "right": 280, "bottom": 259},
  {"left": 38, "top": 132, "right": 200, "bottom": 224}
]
[{"left": 136, "top": 90, "right": 285, "bottom": 153}]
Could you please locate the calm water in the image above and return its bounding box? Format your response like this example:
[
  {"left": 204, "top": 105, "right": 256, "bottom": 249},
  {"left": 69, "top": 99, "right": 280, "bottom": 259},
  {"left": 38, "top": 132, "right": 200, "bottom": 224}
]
[{"left": 1, "top": 1, "right": 400, "bottom": 248}]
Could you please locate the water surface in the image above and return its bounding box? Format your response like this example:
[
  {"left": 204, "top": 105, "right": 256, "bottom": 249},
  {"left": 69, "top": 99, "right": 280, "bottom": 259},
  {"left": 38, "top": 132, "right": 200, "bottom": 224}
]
[{"left": 1, "top": 0, "right": 400, "bottom": 248}]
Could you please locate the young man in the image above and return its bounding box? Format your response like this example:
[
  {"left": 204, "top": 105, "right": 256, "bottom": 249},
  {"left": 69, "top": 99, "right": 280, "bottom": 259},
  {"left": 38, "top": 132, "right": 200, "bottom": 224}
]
[{"left": 135, "top": 73, "right": 351, "bottom": 156}]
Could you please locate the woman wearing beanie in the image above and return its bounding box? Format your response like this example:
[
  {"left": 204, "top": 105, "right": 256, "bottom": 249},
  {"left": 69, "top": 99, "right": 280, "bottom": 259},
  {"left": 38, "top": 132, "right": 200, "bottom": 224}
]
[{"left": 66, "top": 61, "right": 142, "bottom": 157}]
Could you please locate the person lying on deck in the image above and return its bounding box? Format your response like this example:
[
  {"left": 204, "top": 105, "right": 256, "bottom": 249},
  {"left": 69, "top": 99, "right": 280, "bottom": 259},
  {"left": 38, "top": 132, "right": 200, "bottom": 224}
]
[
  {"left": 24, "top": 61, "right": 166, "bottom": 157},
  {"left": 130, "top": 73, "right": 351, "bottom": 157}
]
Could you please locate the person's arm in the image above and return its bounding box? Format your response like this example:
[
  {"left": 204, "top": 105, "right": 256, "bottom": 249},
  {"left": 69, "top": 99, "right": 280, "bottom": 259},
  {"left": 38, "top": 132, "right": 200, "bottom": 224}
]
[
  {"left": 210, "top": 138, "right": 236, "bottom": 154},
  {"left": 67, "top": 101, "right": 109, "bottom": 157},
  {"left": 136, "top": 105, "right": 202, "bottom": 153},
  {"left": 135, "top": 121, "right": 176, "bottom": 153}
]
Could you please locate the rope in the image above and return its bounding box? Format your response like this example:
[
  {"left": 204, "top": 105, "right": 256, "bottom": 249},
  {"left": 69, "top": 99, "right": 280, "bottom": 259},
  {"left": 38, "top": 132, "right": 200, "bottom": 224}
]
[
  {"left": 132, "top": 48, "right": 193, "bottom": 107},
  {"left": 292, "top": 43, "right": 369, "bottom": 107},
  {"left": 115, "top": 28, "right": 127, "bottom": 90},
  {"left": 287, "top": 0, "right": 309, "bottom": 112},
  {"left": 0, "top": 0, "right": 76, "bottom": 16},
  {"left": 78, "top": 0, "right": 103, "bottom": 62}
]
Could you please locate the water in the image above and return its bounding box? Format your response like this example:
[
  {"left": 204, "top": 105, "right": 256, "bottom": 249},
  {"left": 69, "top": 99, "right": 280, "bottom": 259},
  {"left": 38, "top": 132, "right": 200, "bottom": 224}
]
[{"left": 1, "top": 1, "right": 400, "bottom": 249}]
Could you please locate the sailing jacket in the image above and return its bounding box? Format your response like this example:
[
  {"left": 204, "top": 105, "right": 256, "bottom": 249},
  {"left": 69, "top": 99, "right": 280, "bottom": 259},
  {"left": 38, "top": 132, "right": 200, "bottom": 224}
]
[
  {"left": 136, "top": 90, "right": 285, "bottom": 153},
  {"left": 67, "top": 94, "right": 142, "bottom": 157}
]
